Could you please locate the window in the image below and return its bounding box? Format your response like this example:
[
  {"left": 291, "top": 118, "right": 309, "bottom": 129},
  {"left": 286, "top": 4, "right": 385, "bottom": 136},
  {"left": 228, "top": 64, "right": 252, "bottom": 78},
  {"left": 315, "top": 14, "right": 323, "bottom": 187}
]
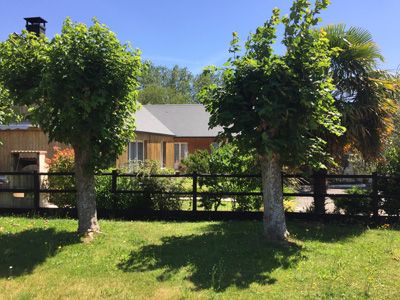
[
  {"left": 174, "top": 143, "right": 188, "bottom": 164},
  {"left": 128, "top": 141, "right": 144, "bottom": 161},
  {"left": 160, "top": 142, "right": 167, "bottom": 168}
]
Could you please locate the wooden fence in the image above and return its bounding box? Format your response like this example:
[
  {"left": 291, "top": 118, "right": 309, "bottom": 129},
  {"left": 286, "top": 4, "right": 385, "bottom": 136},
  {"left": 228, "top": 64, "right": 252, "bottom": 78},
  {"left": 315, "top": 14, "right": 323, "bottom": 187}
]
[{"left": 0, "top": 171, "right": 392, "bottom": 218}]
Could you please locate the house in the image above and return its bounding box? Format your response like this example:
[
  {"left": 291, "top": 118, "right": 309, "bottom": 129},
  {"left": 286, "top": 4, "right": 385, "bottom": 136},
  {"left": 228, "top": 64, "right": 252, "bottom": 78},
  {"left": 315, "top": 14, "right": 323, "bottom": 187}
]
[
  {"left": 0, "top": 104, "right": 220, "bottom": 207},
  {"left": 0, "top": 104, "right": 221, "bottom": 172},
  {"left": 116, "top": 104, "right": 222, "bottom": 169}
]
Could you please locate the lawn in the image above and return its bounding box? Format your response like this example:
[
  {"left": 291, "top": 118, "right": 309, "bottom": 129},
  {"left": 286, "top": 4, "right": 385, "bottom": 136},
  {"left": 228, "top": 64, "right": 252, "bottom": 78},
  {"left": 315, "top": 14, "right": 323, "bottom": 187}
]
[{"left": 0, "top": 217, "right": 399, "bottom": 300}]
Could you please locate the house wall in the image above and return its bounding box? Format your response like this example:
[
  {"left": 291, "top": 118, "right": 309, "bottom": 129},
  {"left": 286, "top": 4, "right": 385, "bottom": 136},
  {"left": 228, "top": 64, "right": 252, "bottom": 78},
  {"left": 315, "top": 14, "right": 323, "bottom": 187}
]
[
  {"left": 0, "top": 128, "right": 65, "bottom": 208},
  {"left": 0, "top": 129, "right": 63, "bottom": 171},
  {"left": 116, "top": 132, "right": 175, "bottom": 169},
  {"left": 0, "top": 129, "right": 217, "bottom": 172},
  {"left": 174, "top": 137, "right": 216, "bottom": 154},
  {"left": 116, "top": 135, "right": 217, "bottom": 170}
]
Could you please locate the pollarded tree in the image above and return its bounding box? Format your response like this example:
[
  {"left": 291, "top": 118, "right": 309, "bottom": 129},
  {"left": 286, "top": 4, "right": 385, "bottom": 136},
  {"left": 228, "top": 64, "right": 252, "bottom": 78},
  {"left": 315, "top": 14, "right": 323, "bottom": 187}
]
[
  {"left": 0, "top": 18, "right": 142, "bottom": 235},
  {"left": 200, "top": 0, "right": 345, "bottom": 240}
]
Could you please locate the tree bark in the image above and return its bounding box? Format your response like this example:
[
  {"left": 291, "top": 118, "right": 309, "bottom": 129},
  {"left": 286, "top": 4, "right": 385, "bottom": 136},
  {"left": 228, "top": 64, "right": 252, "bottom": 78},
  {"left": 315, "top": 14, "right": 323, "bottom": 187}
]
[
  {"left": 260, "top": 154, "right": 289, "bottom": 241},
  {"left": 74, "top": 145, "right": 100, "bottom": 235}
]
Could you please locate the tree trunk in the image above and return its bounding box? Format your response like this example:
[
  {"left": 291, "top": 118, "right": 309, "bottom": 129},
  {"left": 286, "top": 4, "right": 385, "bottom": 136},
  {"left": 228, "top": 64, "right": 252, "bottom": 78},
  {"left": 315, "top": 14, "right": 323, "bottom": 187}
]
[
  {"left": 74, "top": 145, "right": 100, "bottom": 235},
  {"left": 260, "top": 154, "right": 289, "bottom": 241}
]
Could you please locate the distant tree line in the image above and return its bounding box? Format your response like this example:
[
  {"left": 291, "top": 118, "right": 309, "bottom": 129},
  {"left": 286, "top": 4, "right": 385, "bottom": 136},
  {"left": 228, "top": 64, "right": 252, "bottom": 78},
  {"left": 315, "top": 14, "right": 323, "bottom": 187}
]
[{"left": 138, "top": 61, "right": 221, "bottom": 104}]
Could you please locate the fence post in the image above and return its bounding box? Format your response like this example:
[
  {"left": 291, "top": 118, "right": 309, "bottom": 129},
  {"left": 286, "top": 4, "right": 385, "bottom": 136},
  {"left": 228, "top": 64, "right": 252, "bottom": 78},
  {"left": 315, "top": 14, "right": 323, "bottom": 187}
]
[
  {"left": 313, "top": 169, "right": 327, "bottom": 214},
  {"left": 192, "top": 172, "right": 197, "bottom": 211},
  {"left": 33, "top": 170, "right": 40, "bottom": 209},
  {"left": 372, "top": 172, "right": 379, "bottom": 220},
  {"left": 111, "top": 170, "right": 118, "bottom": 194}
]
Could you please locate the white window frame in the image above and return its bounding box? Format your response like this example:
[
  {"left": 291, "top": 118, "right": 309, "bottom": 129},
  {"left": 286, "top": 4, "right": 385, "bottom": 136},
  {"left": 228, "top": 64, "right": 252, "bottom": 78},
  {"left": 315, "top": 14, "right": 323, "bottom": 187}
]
[
  {"left": 160, "top": 142, "right": 166, "bottom": 169},
  {"left": 128, "top": 140, "right": 144, "bottom": 162},
  {"left": 174, "top": 142, "right": 188, "bottom": 164}
]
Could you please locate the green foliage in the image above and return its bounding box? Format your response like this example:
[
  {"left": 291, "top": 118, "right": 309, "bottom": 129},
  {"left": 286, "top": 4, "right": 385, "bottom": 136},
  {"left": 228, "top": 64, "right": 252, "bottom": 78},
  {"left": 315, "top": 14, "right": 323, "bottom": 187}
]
[
  {"left": 138, "top": 61, "right": 222, "bottom": 104},
  {"left": 323, "top": 24, "right": 398, "bottom": 160},
  {"left": 46, "top": 147, "right": 75, "bottom": 207},
  {"left": 333, "top": 186, "right": 372, "bottom": 215},
  {"left": 96, "top": 160, "right": 184, "bottom": 211},
  {"left": 182, "top": 144, "right": 295, "bottom": 211},
  {"left": 139, "top": 62, "right": 194, "bottom": 104},
  {"left": 46, "top": 152, "right": 183, "bottom": 210},
  {"left": 0, "top": 86, "right": 19, "bottom": 142},
  {"left": 377, "top": 145, "right": 400, "bottom": 216},
  {"left": 0, "top": 18, "right": 142, "bottom": 169},
  {"left": 200, "top": 0, "right": 344, "bottom": 169}
]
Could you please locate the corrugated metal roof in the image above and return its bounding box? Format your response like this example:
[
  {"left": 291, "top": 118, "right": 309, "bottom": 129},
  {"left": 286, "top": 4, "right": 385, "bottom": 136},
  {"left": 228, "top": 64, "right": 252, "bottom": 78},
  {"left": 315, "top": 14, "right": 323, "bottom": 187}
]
[{"left": 144, "top": 104, "right": 222, "bottom": 137}]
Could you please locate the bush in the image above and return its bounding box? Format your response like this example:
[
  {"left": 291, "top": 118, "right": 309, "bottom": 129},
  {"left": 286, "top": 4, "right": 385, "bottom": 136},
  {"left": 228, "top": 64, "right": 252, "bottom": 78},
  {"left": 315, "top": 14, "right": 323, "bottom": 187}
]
[
  {"left": 377, "top": 145, "right": 400, "bottom": 216},
  {"left": 46, "top": 148, "right": 184, "bottom": 210},
  {"left": 333, "top": 186, "right": 372, "bottom": 215},
  {"left": 46, "top": 147, "right": 75, "bottom": 207},
  {"left": 182, "top": 144, "right": 296, "bottom": 212}
]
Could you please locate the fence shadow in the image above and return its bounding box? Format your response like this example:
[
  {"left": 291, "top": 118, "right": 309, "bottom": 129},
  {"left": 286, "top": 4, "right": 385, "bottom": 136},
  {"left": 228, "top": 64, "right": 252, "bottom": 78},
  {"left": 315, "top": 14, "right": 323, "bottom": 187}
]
[
  {"left": 118, "top": 221, "right": 303, "bottom": 292},
  {"left": 0, "top": 228, "right": 80, "bottom": 278}
]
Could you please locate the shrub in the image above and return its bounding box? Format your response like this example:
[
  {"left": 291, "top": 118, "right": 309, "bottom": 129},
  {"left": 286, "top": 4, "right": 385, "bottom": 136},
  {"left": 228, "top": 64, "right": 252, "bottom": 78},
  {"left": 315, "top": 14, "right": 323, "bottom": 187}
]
[
  {"left": 46, "top": 148, "right": 184, "bottom": 210},
  {"left": 182, "top": 144, "right": 296, "bottom": 211},
  {"left": 377, "top": 145, "right": 400, "bottom": 216},
  {"left": 45, "top": 147, "right": 75, "bottom": 207},
  {"left": 333, "top": 186, "right": 372, "bottom": 215}
]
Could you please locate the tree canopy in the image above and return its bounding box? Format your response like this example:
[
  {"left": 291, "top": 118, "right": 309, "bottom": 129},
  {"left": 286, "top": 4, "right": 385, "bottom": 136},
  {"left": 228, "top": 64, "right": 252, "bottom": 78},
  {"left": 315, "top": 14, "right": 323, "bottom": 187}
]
[
  {"left": 323, "top": 24, "right": 398, "bottom": 161},
  {"left": 200, "top": 0, "right": 345, "bottom": 240},
  {"left": 139, "top": 61, "right": 221, "bottom": 104},
  {"left": 0, "top": 18, "right": 142, "bottom": 234}
]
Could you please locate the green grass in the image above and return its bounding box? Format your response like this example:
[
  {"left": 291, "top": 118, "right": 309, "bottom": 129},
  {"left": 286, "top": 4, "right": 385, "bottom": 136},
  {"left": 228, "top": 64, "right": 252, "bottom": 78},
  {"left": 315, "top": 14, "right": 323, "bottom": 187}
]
[{"left": 0, "top": 217, "right": 399, "bottom": 299}]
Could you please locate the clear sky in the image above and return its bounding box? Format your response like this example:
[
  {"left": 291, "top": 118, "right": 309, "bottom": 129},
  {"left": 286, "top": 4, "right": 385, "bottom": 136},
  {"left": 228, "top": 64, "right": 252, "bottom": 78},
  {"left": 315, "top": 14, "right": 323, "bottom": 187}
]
[{"left": 1, "top": 0, "right": 399, "bottom": 74}]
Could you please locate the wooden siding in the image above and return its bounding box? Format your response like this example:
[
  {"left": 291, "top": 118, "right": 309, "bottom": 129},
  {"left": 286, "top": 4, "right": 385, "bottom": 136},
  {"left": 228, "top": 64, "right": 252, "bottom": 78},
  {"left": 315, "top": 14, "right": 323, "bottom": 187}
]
[
  {"left": 116, "top": 132, "right": 175, "bottom": 169},
  {"left": 116, "top": 135, "right": 216, "bottom": 170},
  {"left": 0, "top": 129, "right": 216, "bottom": 171},
  {"left": 0, "top": 129, "right": 63, "bottom": 171},
  {"left": 174, "top": 137, "right": 216, "bottom": 154},
  {"left": 0, "top": 129, "right": 65, "bottom": 208}
]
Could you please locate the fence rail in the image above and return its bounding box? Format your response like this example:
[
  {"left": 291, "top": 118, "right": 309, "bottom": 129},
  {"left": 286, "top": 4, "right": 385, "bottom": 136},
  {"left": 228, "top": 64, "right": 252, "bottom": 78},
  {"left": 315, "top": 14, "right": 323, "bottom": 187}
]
[{"left": 0, "top": 170, "right": 396, "bottom": 217}]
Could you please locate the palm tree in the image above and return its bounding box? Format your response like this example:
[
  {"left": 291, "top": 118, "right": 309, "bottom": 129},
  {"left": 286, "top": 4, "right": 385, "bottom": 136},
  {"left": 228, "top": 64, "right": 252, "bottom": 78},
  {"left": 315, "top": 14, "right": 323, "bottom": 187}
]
[
  {"left": 312, "top": 24, "right": 399, "bottom": 214},
  {"left": 324, "top": 24, "right": 398, "bottom": 161}
]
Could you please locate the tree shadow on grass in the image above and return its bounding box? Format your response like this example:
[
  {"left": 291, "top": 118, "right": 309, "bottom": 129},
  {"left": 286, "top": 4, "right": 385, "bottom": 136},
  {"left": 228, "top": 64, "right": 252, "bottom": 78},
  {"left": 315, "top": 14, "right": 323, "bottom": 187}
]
[
  {"left": 0, "top": 228, "right": 80, "bottom": 278},
  {"left": 288, "top": 221, "right": 369, "bottom": 243},
  {"left": 118, "top": 221, "right": 304, "bottom": 292}
]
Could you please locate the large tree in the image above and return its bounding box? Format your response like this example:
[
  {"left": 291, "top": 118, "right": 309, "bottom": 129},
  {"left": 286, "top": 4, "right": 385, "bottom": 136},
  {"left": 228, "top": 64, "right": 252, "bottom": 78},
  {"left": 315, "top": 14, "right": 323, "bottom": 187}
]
[
  {"left": 0, "top": 18, "right": 142, "bottom": 235},
  {"left": 200, "top": 0, "right": 345, "bottom": 240}
]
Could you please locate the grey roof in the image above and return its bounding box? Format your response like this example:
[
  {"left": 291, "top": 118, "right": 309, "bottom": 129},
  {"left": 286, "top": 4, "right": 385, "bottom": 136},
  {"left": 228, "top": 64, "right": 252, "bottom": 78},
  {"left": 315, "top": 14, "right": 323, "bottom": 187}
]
[
  {"left": 135, "top": 106, "right": 174, "bottom": 136},
  {"left": 0, "top": 105, "right": 222, "bottom": 138},
  {"left": 143, "top": 104, "right": 222, "bottom": 137}
]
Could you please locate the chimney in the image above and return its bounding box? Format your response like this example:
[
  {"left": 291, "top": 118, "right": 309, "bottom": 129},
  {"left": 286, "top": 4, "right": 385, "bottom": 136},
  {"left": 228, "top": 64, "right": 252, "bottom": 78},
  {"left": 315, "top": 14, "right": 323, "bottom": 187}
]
[{"left": 24, "top": 17, "right": 47, "bottom": 36}]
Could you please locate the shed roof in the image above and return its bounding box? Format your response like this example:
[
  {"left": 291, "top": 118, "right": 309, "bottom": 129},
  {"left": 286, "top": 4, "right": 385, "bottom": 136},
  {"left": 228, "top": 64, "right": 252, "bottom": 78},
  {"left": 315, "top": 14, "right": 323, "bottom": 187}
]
[{"left": 143, "top": 104, "right": 222, "bottom": 137}]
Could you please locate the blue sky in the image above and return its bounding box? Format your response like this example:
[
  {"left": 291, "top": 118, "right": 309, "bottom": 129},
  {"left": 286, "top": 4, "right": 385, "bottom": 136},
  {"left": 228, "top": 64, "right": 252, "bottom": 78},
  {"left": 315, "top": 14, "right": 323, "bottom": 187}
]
[{"left": 1, "top": 0, "right": 399, "bottom": 74}]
